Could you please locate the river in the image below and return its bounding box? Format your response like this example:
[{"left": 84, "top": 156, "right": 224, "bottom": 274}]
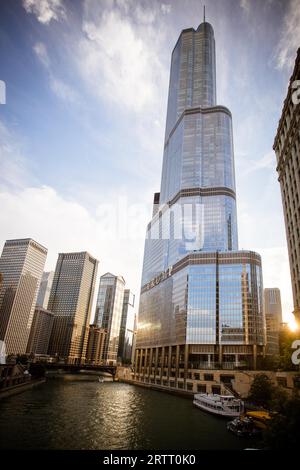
[{"left": 0, "top": 374, "right": 259, "bottom": 450}]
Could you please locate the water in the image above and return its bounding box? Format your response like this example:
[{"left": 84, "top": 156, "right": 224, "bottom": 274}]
[{"left": 0, "top": 375, "right": 258, "bottom": 450}]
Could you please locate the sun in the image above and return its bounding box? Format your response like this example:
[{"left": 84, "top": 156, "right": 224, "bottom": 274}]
[{"left": 288, "top": 318, "right": 299, "bottom": 332}]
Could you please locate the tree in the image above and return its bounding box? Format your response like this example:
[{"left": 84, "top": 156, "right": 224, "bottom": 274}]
[
  {"left": 248, "top": 374, "right": 274, "bottom": 408},
  {"left": 264, "top": 396, "right": 300, "bottom": 449},
  {"left": 278, "top": 328, "right": 299, "bottom": 371},
  {"left": 15, "top": 354, "right": 29, "bottom": 365}
]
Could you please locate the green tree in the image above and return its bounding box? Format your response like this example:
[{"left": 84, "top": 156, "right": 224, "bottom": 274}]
[
  {"left": 264, "top": 396, "right": 300, "bottom": 449},
  {"left": 248, "top": 374, "right": 274, "bottom": 408},
  {"left": 278, "top": 328, "right": 299, "bottom": 371}
]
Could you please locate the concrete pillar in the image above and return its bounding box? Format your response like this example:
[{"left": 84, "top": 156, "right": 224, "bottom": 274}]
[
  {"left": 154, "top": 348, "right": 159, "bottom": 378},
  {"left": 253, "top": 344, "right": 257, "bottom": 370},
  {"left": 167, "top": 345, "right": 172, "bottom": 379},
  {"left": 138, "top": 348, "right": 143, "bottom": 374},
  {"left": 208, "top": 354, "right": 211, "bottom": 368},
  {"left": 144, "top": 349, "right": 148, "bottom": 379},
  {"left": 160, "top": 346, "right": 165, "bottom": 380},
  {"left": 235, "top": 354, "right": 239, "bottom": 367},
  {"left": 134, "top": 348, "right": 139, "bottom": 379},
  {"left": 184, "top": 344, "right": 189, "bottom": 385},
  {"left": 148, "top": 348, "right": 153, "bottom": 378},
  {"left": 218, "top": 345, "right": 222, "bottom": 365},
  {"left": 175, "top": 344, "right": 180, "bottom": 385}
]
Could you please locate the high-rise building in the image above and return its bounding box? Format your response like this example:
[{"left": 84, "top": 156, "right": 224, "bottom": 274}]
[
  {"left": 273, "top": 48, "right": 300, "bottom": 325},
  {"left": 0, "top": 238, "right": 47, "bottom": 354},
  {"left": 264, "top": 288, "right": 282, "bottom": 356},
  {"left": 86, "top": 325, "right": 106, "bottom": 365},
  {"left": 36, "top": 271, "right": 54, "bottom": 309},
  {"left": 26, "top": 307, "right": 54, "bottom": 355},
  {"left": 118, "top": 289, "right": 135, "bottom": 364},
  {"left": 48, "top": 252, "right": 98, "bottom": 364},
  {"left": 135, "top": 17, "right": 265, "bottom": 389},
  {"left": 94, "top": 273, "right": 125, "bottom": 365}
]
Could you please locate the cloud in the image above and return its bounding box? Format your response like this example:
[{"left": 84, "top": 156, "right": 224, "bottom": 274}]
[
  {"left": 77, "top": 0, "right": 168, "bottom": 113},
  {"left": 239, "top": 151, "right": 275, "bottom": 176},
  {"left": 275, "top": 0, "right": 300, "bottom": 69},
  {"left": 33, "top": 42, "right": 50, "bottom": 68},
  {"left": 161, "top": 4, "right": 171, "bottom": 15},
  {"left": 49, "top": 77, "right": 80, "bottom": 104},
  {"left": 0, "top": 185, "right": 147, "bottom": 319},
  {"left": 33, "top": 42, "right": 80, "bottom": 104},
  {"left": 22, "top": 0, "right": 66, "bottom": 24},
  {"left": 240, "top": 0, "right": 250, "bottom": 14}
]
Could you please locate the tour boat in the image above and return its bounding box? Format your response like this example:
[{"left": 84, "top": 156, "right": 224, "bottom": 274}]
[{"left": 193, "top": 393, "right": 244, "bottom": 418}]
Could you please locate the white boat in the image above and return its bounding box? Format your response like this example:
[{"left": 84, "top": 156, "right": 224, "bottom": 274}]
[{"left": 193, "top": 393, "right": 244, "bottom": 417}]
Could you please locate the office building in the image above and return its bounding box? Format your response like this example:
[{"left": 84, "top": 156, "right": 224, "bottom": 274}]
[
  {"left": 0, "top": 238, "right": 47, "bottom": 355},
  {"left": 274, "top": 48, "right": 300, "bottom": 324},
  {"left": 135, "top": 17, "right": 265, "bottom": 389},
  {"left": 26, "top": 307, "right": 54, "bottom": 355},
  {"left": 264, "top": 288, "right": 282, "bottom": 356},
  {"left": 94, "top": 273, "right": 125, "bottom": 365},
  {"left": 118, "top": 289, "right": 135, "bottom": 364},
  {"left": 48, "top": 252, "right": 98, "bottom": 363},
  {"left": 86, "top": 325, "right": 106, "bottom": 365},
  {"left": 36, "top": 271, "right": 54, "bottom": 309}
]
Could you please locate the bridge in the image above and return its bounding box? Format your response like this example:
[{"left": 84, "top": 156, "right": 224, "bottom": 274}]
[{"left": 43, "top": 362, "right": 117, "bottom": 378}]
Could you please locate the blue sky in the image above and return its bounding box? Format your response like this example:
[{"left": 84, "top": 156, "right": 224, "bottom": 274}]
[{"left": 0, "top": 0, "right": 299, "bottom": 324}]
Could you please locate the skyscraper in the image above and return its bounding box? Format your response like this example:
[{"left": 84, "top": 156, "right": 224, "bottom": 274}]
[
  {"left": 48, "top": 252, "right": 98, "bottom": 364},
  {"left": 36, "top": 271, "right": 54, "bottom": 309},
  {"left": 118, "top": 289, "right": 135, "bottom": 364},
  {"left": 86, "top": 325, "right": 106, "bottom": 365},
  {"left": 26, "top": 307, "right": 54, "bottom": 355},
  {"left": 264, "top": 288, "right": 282, "bottom": 356},
  {"left": 94, "top": 273, "right": 125, "bottom": 365},
  {"left": 0, "top": 238, "right": 47, "bottom": 354},
  {"left": 273, "top": 48, "right": 300, "bottom": 325},
  {"left": 135, "top": 18, "right": 265, "bottom": 389}
]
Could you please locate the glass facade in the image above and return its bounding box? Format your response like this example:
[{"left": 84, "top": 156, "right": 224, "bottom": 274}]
[
  {"left": 118, "top": 289, "right": 135, "bottom": 363},
  {"left": 136, "top": 19, "right": 265, "bottom": 371},
  {"left": 0, "top": 238, "right": 47, "bottom": 355},
  {"left": 48, "top": 252, "right": 98, "bottom": 363},
  {"left": 36, "top": 271, "right": 54, "bottom": 309},
  {"left": 138, "top": 253, "right": 264, "bottom": 350},
  {"left": 94, "top": 273, "right": 125, "bottom": 364}
]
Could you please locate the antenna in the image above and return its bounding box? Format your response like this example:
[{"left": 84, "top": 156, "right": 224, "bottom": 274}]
[{"left": 203, "top": 5, "right": 206, "bottom": 23}]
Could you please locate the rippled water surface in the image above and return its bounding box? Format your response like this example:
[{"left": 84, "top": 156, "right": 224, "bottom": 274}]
[{"left": 0, "top": 375, "right": 257, "bottom": 449}]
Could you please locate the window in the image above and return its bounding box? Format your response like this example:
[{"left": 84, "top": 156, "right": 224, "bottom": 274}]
[{"left": 204, "top": 373, "right": 214, "bottom": 381}]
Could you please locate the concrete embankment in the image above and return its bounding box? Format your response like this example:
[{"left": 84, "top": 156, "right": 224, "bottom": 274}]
[{"left": 0, "top": 378, "right": 46, "bottom": 400}]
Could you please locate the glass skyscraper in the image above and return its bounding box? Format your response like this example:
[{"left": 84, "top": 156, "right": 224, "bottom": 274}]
[
  {"left": 48, "top": 252, "right": 98, "bottom": 364},
  {"left": 94, "top": 273, "right": 125, "bottom": 365},
  {"left": 118, "top": 289, "right": 135, "bottom": 364},
  {"left": 135, "top": 19, "right": 265, "bottom": 388},
  {"left": 0, "top": 238, "right": 47, "bottom": 355}
]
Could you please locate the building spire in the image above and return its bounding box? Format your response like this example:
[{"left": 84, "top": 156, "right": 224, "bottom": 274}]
[{"left": 203, "top": 5, "right": 206, "bottom": 23}]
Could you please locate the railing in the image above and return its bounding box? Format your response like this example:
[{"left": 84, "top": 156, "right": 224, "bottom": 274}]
[{"left": 189, "top": 361, "right": 248, "bottom": 370}]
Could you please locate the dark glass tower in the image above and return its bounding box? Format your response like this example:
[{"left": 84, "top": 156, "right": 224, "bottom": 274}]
[{"left": 135, "top": 19, "right": 266, "bottom": 387}]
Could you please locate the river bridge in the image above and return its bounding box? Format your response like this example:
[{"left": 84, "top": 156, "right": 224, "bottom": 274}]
[{"left": 43, "top": 362, "right": 117, "bottom": 378}]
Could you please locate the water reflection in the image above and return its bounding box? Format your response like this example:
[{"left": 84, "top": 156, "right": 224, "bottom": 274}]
[{"left": 0, "top": 375, "right": 256, "bottom": 450}]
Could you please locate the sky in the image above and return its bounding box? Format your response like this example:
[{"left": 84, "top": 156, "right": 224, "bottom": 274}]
[{"left": 0, "top": 0, "right": 299, "bottom": 325}]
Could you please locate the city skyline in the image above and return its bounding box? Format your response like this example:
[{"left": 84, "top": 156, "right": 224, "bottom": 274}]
[{"left": 1, "top": 0, "right": 300, "bottom": 327}]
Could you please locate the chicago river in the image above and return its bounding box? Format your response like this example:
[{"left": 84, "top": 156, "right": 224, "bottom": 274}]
[{"left": 0, "top": 375, "right": 257, "bottom": 450}]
